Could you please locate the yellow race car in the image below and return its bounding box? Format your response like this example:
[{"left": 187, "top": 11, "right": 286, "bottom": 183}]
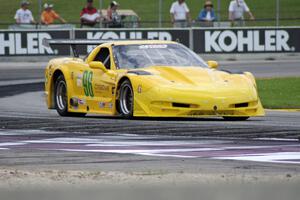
[{"left": 44, "top": 40, "right": 264, "bottom": 120}]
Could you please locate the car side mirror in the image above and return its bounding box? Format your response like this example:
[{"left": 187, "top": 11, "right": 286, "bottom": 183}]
[
  {"left": 89, "top": 61, "right": 108, "bottom": 72},
  {"left": 207, "top": 61, "right": 219, "bottom": 69}
]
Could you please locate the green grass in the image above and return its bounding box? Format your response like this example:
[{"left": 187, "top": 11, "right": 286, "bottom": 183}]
[
  {"left": 257, "top": 77, "right": 300, "bottom": 109},
  {"left": 0, "top": 0, "right": 300, "bottom": 28}
]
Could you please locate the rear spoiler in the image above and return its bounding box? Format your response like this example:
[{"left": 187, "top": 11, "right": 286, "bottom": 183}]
[{"left": 42, "top": 39, "right": 115, "bottom": 58}]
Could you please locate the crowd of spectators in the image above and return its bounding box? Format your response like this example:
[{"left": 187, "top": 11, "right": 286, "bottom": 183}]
[
  {"left": 14, "top": 0, "right": 122, "bottom": 28},
  {"left": 14, "top": 0, "right": 255, "bottom": 28},
  {"left": 170, "top": 0, "right": 255, "bottom": 28}
]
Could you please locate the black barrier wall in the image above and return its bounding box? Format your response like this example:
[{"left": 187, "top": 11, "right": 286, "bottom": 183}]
[{"left": 0, "top": 27, "right": 299, "bottom": 56}]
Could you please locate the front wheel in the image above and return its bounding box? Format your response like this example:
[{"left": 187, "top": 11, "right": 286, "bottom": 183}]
[
  {"left": 54, "top": 75, "right": 86, "bottom": 117},
  {"left": 118, "top": 80, "right": 134, "bottom": 118},
  {"left": 223, "top": 117, "right": 250, "bottom": 121}
]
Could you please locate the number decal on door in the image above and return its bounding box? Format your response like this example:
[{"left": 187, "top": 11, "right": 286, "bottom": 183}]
[{"left": 83, "top": 71, "right": 94, "bottom": 97}]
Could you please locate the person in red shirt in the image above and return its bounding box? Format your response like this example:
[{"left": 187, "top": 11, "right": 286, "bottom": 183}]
[{"left": 80, "top": 0, "right": 100, "bottom": 27}]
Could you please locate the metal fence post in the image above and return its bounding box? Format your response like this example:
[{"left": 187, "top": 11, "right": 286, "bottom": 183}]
[
  {"left": 217, "top": 0, "right": 221, "bottom": 26},
  {"left": 158, "top": 0, "right": 162, "bottom": 28},
  {"left": 99, "top": 0, "right": 103, "bottom": 28},
  {"left": 38, "top": 0, "right": 42, "bottom": 28},
  {"left": 276, "top": 0, "right": 280, "bottom": 27}
]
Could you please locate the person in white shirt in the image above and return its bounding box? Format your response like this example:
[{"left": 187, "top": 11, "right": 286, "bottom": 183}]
[
  {"left": 14, "top": 1, "right": 36, "bottom": 24},
  {"left": 228, "top": 0, "right": 255, "bottom": 26},
  {"left": 170, "top": 0, "right": 191, "bottom": 28}
]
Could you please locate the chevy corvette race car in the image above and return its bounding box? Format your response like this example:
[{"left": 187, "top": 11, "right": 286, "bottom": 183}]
[{"left": 44, "top": 40, "right": 264, "bottom": 120}]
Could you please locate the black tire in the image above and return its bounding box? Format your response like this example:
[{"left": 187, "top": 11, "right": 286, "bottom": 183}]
[
  {"left": 118, "top": 80, "right": 134, "bottom": 118},
  {"left": 223, "top": 117, "right": 250, "bottom": 121},
  {"left": 54, "top": 75, "right": 86, "bottom": 117}
]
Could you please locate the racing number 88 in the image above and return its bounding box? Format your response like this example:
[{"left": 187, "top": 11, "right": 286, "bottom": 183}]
[{"left": 83, "top": 71, "right": 94, "bottom": 97}]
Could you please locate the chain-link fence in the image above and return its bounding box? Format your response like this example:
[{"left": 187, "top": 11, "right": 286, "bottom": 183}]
[{"left": 0, "top": 0, "right": 299, "bottom": 29}]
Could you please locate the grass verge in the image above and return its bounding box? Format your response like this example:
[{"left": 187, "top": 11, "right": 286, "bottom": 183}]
[{"left": 257, "top": 77, "right": 300, "bottom": 109}]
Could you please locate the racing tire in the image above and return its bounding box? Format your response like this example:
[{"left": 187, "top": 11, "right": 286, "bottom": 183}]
[
  {"left": 118, "top": 80, "right": 134, "bottom": 118},
  {"left": 54, "top": 75, "right": 86, "bottom": 117},
  {"left": 223, "top": 117, "right": 250, "bottom": 121}
]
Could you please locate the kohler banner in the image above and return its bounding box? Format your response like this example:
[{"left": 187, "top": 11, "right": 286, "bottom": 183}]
[
  {"left": 193, "top": 28, "right": 300, "bottom": 54},
  {"left": 0, "top": 30, "right": 70, "bottom": 56},
  {"left": 1, "top": 28, "right": 300, "bottom": 56}
]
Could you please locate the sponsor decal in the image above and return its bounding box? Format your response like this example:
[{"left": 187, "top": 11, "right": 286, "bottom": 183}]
[
  {"left": 78, "top": 99, "right": 86, "bottom": 105},
  {"left": 82, "top": 71, "right": 94, "bottom": 97},
  {"left": 94, "top": 84, "right": 109, "bottom": 92},
  {"left": 76, "top": 73, "right": 83, "bottom": 87},
  {"left": 139, "top": 44, "right": 168, "bottom": 49},
  {"left": 204, "top": 30, "right": 294, "bottom": 53},
  {"left": 86, "top": 31, "right": 172, "bottom": 52},
  {"left": 99, "top": 102, "right": 113, "bottom": 109},
  {"left": 137, "top": 85, "right": 142, "bottom": 93},
  {"left": 99, "top": 102, "right": 105, "bottom": 108}
]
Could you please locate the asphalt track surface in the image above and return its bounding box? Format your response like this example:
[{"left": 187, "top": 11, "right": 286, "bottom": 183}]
[{"left": 0, "top": 60, "right": 300, "bottom": 185}]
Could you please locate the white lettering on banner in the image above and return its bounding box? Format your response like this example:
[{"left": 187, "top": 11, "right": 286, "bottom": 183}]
[
  {"left": 265, "top": 30, "right": 276, "bottom": 51},
  {"left": 205, "top": 31, "right": 221, "bottom": 52},
  {"left": 276, "top": 30, "right": 290, "bottom": 51},
  {"left": 204, "top": 30, "right": 293, "bottom": 53},
  {"left": 253, "top": 31, "right": 264, "bottom": 51},
  {"left": 0, "top": 33, "right": 15, "bottom": 54},
  {"left": 15, "top": 33, "right": 27, "bottom": 54},
  {"left": 238, "top": 30, "right": 253, "bottom": 52},
  {"left": 38, "top": 33, "right": 54, "bottom": 54},
  {"left": 86, "top": 31, "right": 173, "bottom": 52},
  {"left": 27, "top": 33, "right": 38, "bottom": 54},
  {"left": 0, "top": 32, "right": 54, "bottom": 55}
]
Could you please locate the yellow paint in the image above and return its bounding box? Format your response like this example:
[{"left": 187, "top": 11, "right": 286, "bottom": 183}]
[{"left": 45, "top": 40, "right": 265, "bottom": 118}]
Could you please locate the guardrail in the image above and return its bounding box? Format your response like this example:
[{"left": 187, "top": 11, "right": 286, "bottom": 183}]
[{"left": 0, "top": 27, "right": 299, "bottom": 57}]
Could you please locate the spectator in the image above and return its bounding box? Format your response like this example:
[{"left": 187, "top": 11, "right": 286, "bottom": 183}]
[
  {"left": 41, "top": 3, "right": 66, "bottom": 25},
  {"left": 170, "top": 0, "right": 191, "bottom": 28},
  {"left": 14, "top": 1, "right": 36, "bottom": 24},
  {"left": 228, "top": 0, "right": 255, "bottom": 26},
  {"left": 80, "top": 0, "right": 100, "bottom": 27},
  {"left": 106, "top": 1, "right": 122, "bottom": 28},
  {"left": 197, "top": 1, "right": 216, "bottom": 27}
]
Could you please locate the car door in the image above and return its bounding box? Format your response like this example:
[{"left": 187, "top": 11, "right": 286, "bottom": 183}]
[{"left": 87, "top": 47, "right": 116, "bottom": 114}]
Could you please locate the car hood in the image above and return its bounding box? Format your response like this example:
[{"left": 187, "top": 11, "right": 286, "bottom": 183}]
[{"left": 138, "top": 66, "right": 251, "bottom": 90}]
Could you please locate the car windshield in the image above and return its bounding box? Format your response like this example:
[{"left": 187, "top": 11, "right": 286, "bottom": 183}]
[{"left": 113, "top": 43, "right": 208, "bottom": 69}]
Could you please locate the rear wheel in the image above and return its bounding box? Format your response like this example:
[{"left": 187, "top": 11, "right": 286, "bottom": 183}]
[
  {"left": 118, "top": 80, "right": 134, "bottom": 118},
  {"left": 223, "top": 117, "right": 249, "bottom": 121},
  {"left": 54, "top": 75, "right": 86, "bottom": 117}
]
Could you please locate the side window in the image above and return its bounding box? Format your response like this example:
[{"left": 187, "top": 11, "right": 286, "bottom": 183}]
[{"left": 94, "top": 47, "right": 111, "bottom": 69}]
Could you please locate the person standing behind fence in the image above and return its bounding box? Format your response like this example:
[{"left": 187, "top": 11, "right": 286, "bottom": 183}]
[
  {"left": 14, "top": 1, "right": 36, "bottom": 24},
  {"left": 170, "top": 0, "right": 191, "bottom": 28},
  {"left": 106, "top": 1, "right": 122, "bottom": 28},
  {"left": 197, "top": 1, "right": 216, "bottom": 27},
  {"left": 41, "top": 3, "right": 66, "bottom": 25},
  {"left": 80, "top": 0, "right": 100, "bottom": 27},
  {"left": 228, "top": 0, "right": 255, "bottom": 26}
]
